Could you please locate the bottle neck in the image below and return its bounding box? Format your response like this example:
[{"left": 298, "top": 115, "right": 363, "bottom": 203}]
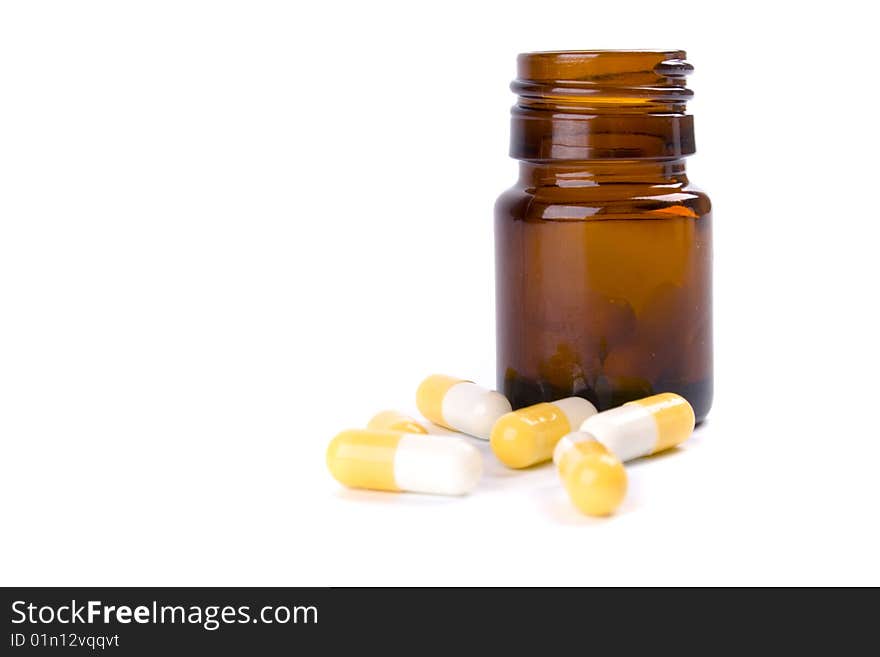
[
  {"left": 510, "top": 51, "right": 696, "bottom": 162},
  {"left": 518, "top": 159, "right": 689, "bottom": 188}
]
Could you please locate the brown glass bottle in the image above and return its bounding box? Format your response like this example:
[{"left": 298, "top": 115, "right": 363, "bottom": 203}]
[{"left": 495, "top": 50, "right": 712, "bottom": 421}]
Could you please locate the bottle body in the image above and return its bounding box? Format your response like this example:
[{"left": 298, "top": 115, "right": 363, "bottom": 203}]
[{"left": 495, "top": 51, "right": 713, "bottom": 421}]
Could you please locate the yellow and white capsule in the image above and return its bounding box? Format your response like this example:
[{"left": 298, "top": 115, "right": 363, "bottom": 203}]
[
  {"left": 556, "top": 439, "right": 628, "bottom": 517},
  {"left": 490, "top": 397, "right": 598, "bottom": 468},
  {"left": 367, "top": 410, "right": 429, "bottom": 435},
  {"left": 554, "top": 392, "right": 696, "bottom": 465},
  {"left": 416, "top": 374, "right": 511, "bottom": 440},
  {"left": 327, "top": 429, "right": 482, "bottom": 495}
]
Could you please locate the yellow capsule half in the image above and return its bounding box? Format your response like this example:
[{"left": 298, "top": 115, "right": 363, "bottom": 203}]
[
  {"left": 490, "top": 397, "right": 597, "bottom": 468},
  {"left": 367, "top": 410, "right": 429, "bottom": 435},
  {"left": 557, "top": 439, "right": 628, "bottom": 517},
  {"left": 326, "top": 429, "right": 482, "bottom": 496}
]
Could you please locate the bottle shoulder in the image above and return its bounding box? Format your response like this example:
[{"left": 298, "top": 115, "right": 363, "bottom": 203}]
[{"left": 495, "top": 181, "right": 711, "bottom": 222}]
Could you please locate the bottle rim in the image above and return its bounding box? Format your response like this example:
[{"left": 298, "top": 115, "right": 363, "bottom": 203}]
[{"left": 517, "top": 49, "right": 690, "bottom": 77}]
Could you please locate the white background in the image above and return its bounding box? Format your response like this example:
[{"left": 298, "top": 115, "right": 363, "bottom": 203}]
[{"left": 1, "top": 1, "right": 878, "bottom": 586}]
